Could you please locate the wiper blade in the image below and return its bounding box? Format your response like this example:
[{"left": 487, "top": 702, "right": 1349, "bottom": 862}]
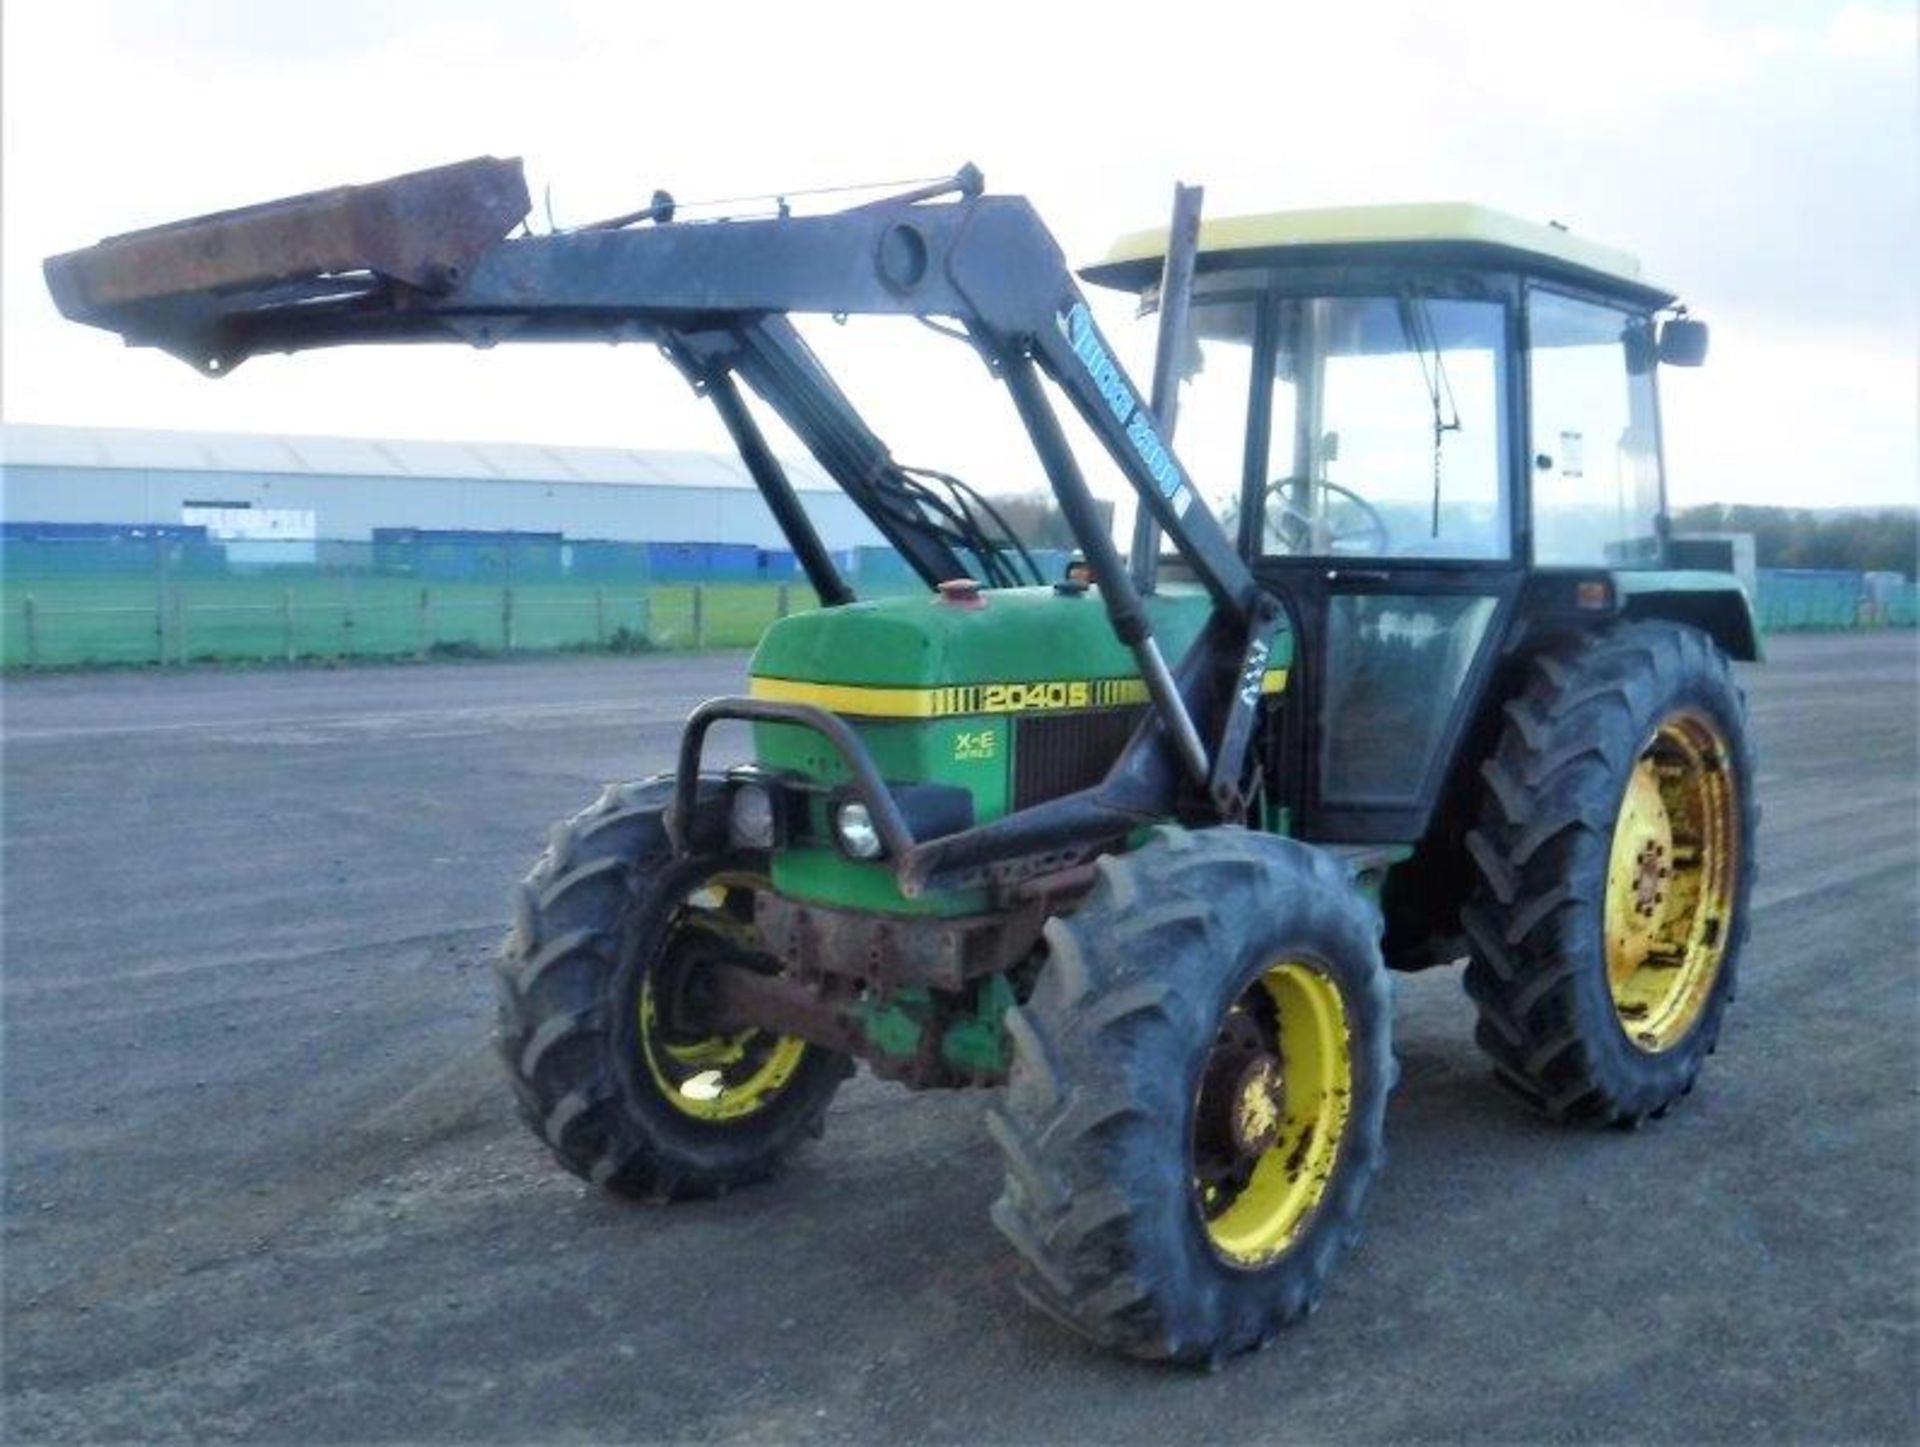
[{"left": 1396, "top": 291, "right": 1462, "bottom": 539}]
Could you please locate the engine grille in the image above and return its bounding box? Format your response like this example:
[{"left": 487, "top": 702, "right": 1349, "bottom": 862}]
[{"left": 1012, "top": 706, "right": 1146, "bottom": 810}]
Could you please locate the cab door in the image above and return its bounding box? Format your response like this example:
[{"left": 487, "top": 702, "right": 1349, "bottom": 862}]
[
  {"left": 1236, "top": 285, "right": 1524, "bottom": 843},
  {"left": 1268, "top": 562, "right": 1520, "bottom": 843}
]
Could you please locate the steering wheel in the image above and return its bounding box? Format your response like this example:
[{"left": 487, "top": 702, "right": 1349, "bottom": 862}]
[{"left": 1263, "top": 477, "right": 1392, "bottom": 556}]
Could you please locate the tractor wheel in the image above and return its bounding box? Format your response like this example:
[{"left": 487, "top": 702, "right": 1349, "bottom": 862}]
[
  {"left": 988, "top": 827, "right": 1394, "bottom": 1364},
  {"left": 1462, "top": 621, "right": 1755, "bottom": 1125},
  {"left": 494, "top": 779, "right": 850, "bottom": 1199}
]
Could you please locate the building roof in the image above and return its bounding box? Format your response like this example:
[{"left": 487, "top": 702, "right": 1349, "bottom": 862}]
[
  {"left": 0, "top": 422, "right": 841, "bottom": 493},
  {"left": 1085, "top": 201, "right": 1668, "bottom": 301}
]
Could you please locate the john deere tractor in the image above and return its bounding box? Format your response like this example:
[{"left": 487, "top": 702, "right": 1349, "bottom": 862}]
[{"left": 48, "top": 160, "right": 1757, "bottom": 1363}]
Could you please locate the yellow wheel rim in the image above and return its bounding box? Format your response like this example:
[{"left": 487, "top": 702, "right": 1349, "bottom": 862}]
[
  {"left": 1605, "top": 710, "right": 1739, "bottom": 1052},
  {"left": 1193, "top": 961, "right": 1352, "bottom": 1267},
  {"left": 636, "top": 882, "right": 809, "bottom": 1122}
]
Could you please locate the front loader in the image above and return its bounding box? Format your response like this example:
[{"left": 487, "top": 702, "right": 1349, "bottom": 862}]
[{"left": 47, "top": 158, "right": 1758, "bottom": 1363}]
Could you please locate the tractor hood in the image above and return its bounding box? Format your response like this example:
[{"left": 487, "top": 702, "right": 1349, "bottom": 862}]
[
  {"left": 748, "top": 585, "right": 1232, "bottom": 705},
  {"left": 744, "top": 585, "right": 1292, "bottom": 919}
]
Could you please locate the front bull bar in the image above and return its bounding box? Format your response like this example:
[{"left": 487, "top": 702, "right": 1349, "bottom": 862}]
[
  {"left": 667, "top": 697, "right": 919, "bottom": 865},
  {"left": 669, "top": 694, "right": 1177, "bottom": 900}
]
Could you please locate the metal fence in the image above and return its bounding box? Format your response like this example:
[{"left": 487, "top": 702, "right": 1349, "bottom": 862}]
[
  {"left": 0, "top": 536, "right": 866, "bottom": 669},
  {"left": 1, "top": 537, "right": 1910, "bottom": 669},
  {"left": 1752, "top": 568, "right": 1919, "bottom": 632}
]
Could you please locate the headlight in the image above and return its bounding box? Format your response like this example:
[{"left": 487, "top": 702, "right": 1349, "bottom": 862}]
[
  {"left": 832, "top": 799, "right": 885, "bottom": 860},
  {"left": 728, "top": 783, "right": 776, "bottom": 850}
]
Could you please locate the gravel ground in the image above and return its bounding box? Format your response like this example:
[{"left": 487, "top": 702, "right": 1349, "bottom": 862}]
[{"left": 3, "top": 633, "right": 1915, "bottom": 1443}]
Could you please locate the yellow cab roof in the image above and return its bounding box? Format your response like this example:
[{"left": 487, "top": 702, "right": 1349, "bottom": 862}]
[{"left": 1082, "top": 201, "right": 1672, "bottom": 304}]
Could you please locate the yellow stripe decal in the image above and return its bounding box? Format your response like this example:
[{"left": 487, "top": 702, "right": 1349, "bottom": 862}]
[{"left": 750, "top": 669, "right": 1288, "bottom": 719}]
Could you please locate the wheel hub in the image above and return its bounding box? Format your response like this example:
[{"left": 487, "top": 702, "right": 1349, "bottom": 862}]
[
  {"left": 1230, "top": 1056, "right": 1285, "bottom": 1157},
  {"left": 1603, "top": 711, "right": 1739, "bottom": 1053},
  {"left": 637, "top": 878, "right": 810, "bottom": 1122},
  {"left": 1195, "top": 1011, "right": 1276, "bottom": 1178},
  {"left": 650, "top": 931, "right": 725, "bottom": 1041},
  {"left": 1190, "top": 961, "right": 1353, "bottom": 1268}
]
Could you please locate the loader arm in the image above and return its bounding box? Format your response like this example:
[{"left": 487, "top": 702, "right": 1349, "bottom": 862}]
[{"left": 46, "top": 156, "right": 1276, "bottom": 797}]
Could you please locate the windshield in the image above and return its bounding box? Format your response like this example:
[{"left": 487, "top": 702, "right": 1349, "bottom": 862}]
[{"left": 1170, "top": 292, "right": 1511, "bottom": 560}]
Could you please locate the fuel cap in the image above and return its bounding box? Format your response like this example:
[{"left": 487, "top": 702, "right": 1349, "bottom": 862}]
[{"left": 936, "top": 577, "right": 986, "bottom": 608}]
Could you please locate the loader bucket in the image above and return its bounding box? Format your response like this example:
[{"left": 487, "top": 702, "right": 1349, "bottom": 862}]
[{"left": 43, "top": 156, "right": 529, "bottom": 365}]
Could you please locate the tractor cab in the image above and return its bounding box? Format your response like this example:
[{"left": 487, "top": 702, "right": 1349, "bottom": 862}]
[
  {"left": 1084, "top": 201, "right": 1705, "bottom": 572},
  {"left": 1083, "top": 203, "right": 1721, "bottom": 844}
]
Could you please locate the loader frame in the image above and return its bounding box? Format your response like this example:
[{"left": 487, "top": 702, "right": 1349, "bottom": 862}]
[{"left": 47, "top": 157, "right": 1285, "bottom": 894}]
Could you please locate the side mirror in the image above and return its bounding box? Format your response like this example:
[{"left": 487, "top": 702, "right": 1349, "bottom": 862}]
[{"left": 1659, "top": 316, "right": 1710, "bottom": 367}]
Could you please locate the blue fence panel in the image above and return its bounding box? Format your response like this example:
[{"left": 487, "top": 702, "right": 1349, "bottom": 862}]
[
  {"left": 642, "top": 541, "right": 760, "bottom": 581},
  {"left": 756, "top": 549, "right": 800, "bottom": 581},
  {"left": 1756, "top": 569, "right": 1863, "bottom": 631},
  {"left": 564, "top": 539, "right": 654, "bottom": 582}
]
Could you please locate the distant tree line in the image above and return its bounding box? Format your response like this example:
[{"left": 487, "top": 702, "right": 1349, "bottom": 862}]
[
  {"left": 990, "top": 493, "right": 1096, "bottom": 551},
  {"left": 1674, "top": 504, "right": 1918, "bottom": 579}
]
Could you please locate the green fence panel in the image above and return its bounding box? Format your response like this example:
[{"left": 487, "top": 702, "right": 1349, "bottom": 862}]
[
  {"left": 14, "top": 536, "right": 1912, "bottom": 668},
  {"left": 0, "top": 535, "right": 846, "bottom": 668},
  {"left": 1751, "top": 571, "right": 1920, "bottom": 632}
]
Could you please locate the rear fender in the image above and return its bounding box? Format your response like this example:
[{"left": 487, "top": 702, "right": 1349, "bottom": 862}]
[{"left": 1613, "top": 572, "right": 1763, "bottom": 662}]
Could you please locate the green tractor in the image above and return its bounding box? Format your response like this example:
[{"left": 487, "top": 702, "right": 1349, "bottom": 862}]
[{"left": 47, "top": 161, "right": 1757, "bottom": 1363}]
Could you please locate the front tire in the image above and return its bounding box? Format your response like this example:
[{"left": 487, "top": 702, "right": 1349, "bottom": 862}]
[
  {"left": 1462, "top": 622, "right": 1756, "bottom": 1125},
  {"left": 494, "top": 779, "right": 850, "bottom": 1199},
  {"left": 988, "top": 828, "right": 1394, "bottom": 1363}
]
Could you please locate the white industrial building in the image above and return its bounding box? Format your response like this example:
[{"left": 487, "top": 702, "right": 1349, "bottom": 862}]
[{"left": 0, "top": 423, "right": 885, "bottom": 548}]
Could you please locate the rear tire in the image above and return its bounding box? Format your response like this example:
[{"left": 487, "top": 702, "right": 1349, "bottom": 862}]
[
  {"left": 494, "top": 779, "right": 850, "bottom": 1199},
  {"left": 988, "top": 827, "right": 1394, "bottom": 1364},
  {"left": 1462, "top": 622, "right": 1756, "bottom": 1125}
]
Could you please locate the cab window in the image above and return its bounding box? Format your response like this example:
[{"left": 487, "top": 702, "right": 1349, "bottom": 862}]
[
  {"left": 1528, "top": 290, "right": 1663, "bottom": 566},
  {"left": 1258, "top": 296, "right": 1510, "bottom": 560}
]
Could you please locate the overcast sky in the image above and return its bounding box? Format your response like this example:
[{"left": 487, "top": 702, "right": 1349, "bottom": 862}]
[{"left": 4, "top": 0, "right": 1915, "bottom": 510}]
